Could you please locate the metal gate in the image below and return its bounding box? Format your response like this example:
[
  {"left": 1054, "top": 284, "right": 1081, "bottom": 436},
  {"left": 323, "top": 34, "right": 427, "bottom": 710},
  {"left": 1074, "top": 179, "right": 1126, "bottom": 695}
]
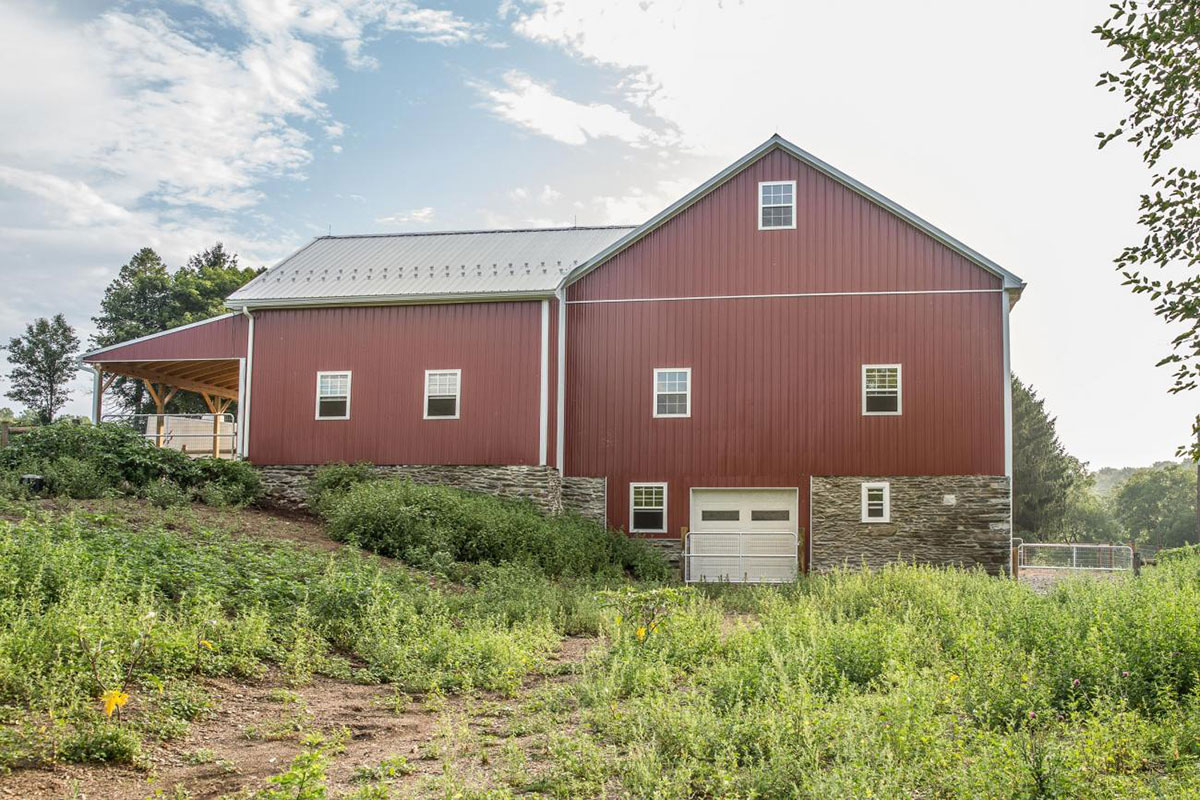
[
  {"left": 1017, "top": 542, "right": 1133, "bottom": 572},
  {"left": 684, "top": 531, "right": 798, "bottom": 583}
]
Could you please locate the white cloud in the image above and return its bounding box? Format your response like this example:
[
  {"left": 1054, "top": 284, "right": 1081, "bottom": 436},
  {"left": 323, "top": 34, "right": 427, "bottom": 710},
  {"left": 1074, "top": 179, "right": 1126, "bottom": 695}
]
[
  {"left": 376, "top": 207, "right": 436, "bottom": 225},
  {"left": 0, "top": 0, "right": 483, "bottom": 417},
  {"left": 593, "top": 179, "right": 691, "bottom": 225},
  {"left": 475, "top": 70, "right": 665, "bottom": 146}
]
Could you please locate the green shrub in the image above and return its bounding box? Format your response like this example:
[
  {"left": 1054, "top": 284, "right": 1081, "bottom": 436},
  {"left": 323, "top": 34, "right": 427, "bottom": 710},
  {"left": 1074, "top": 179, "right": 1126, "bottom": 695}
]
[
  {"left": 144, "top": 479, "right": 188, "bottom": 509},
  {"left": 42, "top": 456, "right": 116, "bottom": 499},
  {"left": 0, "top": 471, "right": 30, "bottom": 500},
  {"left": 307, "top": 461, "right": 377, "bottom": 514},
  {"left": 324, "top": 479, "right": 668, "bottom": 580},
  {"left": 192, "top": 458, "right": 261, "bottom": 506},
  {"left": 59, "top": 722, "right": 142, "bottom": 764},
  {"left": 0, "top": 421, "right": 198, "bottom": 489}
]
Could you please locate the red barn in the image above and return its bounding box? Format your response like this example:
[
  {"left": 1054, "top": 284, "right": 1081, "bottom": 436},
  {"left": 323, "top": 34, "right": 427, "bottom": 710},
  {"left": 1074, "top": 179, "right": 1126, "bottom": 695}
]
[{"left": 83, "top": 135, "right": 1023, "bottom": 578}]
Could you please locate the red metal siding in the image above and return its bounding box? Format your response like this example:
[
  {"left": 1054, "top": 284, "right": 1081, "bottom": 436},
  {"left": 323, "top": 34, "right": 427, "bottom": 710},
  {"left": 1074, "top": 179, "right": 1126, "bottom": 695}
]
[
  {"left": 565, "top": 293, "right": 1005, "bottom": 538},
  {"left": 569, "top": 148, "right": 1001, "bottom": 302},
  {"left": 248, "top": 302, "right": 542, "bottom": 465},
  {"left": 547, "top": 300, "right": 559, "bottom": 468},
  {"left": 85, "top": 315, "right": 248, "bottom": 363}
]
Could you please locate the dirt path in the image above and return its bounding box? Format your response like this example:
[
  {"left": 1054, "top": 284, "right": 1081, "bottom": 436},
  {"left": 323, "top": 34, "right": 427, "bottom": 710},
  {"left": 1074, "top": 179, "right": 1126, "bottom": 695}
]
[{"left": 0, "top": 637, "right": 599, "bottom": 800}]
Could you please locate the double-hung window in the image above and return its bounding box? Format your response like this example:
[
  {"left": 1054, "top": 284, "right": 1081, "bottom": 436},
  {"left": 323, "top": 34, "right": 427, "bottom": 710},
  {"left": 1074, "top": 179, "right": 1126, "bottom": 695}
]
[
  {"left": 424, "top": 369, "right": 461, "bottom": 419},
  {"left": 315, "top": 371, "right": 351, "bottom": 420},
  {"left": 653, "top": 368, "right": 691, "bottom": 418},
  {"left": 758, "top": 180, "right": 796, "bottom": 230},
  {"left": 862, "top": 364, "right": 902, "bottom": 415},
  {"left": 630, "top": 483, "right": 667, "bottom": 533},
  {"left": 861, "top": 482, "right": 891, "bottom": 523}
]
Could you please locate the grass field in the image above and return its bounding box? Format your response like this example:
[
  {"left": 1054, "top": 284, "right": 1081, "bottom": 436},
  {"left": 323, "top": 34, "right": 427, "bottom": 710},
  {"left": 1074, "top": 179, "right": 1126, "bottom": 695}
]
[{"left": 1, "top": 494, "right": 1199, "bottom": 799}]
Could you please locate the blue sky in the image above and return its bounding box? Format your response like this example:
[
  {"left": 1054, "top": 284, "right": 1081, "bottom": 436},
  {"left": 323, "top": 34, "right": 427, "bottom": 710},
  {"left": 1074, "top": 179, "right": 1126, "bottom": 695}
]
[{"left": 0, "top": 0, "right": 1194, "bottom": 467}]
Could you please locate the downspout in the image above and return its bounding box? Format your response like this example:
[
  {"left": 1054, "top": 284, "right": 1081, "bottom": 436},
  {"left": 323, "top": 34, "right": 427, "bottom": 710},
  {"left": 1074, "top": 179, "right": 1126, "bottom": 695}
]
[
  {"left": 79, "top": 363, "right": 100, "bottom": 424},
  {"left": 239, "top": 306, "right": 255, "bottom": 460},
  {"left": 555, "top": 285, "right": 567, "bottom": 472}
]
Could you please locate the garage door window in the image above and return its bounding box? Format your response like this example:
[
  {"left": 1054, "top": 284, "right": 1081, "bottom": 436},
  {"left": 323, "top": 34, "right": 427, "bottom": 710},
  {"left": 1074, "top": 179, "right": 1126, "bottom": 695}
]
[
  {"left": 630, "top": 483, "right": 667, "bottom": 532},
  {"left": 751, "top": 509, "right": 790, "bottom": 521},
  {"left": 861, "top": 482, "right": 891, "bottom": 522}
]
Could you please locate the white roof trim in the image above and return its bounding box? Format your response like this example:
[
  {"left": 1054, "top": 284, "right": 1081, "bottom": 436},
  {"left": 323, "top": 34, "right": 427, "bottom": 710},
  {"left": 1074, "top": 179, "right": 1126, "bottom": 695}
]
[
  {"left": 224, "top": 289, "right": 555, "bottom": 310},
  {"left": 559, "top": 134, "right": 1026, "bottom": 292},
  {"left": 81, "top": 312, "right": 240, "bottom": 360}
]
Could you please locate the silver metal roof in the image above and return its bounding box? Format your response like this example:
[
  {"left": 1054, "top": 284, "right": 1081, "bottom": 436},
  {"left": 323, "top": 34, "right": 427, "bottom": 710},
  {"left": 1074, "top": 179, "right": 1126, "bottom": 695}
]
[{"left": 227, "top": 226, "right": 635, "bottom": 308}]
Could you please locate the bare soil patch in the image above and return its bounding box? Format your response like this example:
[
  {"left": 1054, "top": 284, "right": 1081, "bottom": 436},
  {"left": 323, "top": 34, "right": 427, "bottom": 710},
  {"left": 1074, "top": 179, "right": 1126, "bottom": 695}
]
[{"left": 0, "top": 636, "right": 598, "bottom": 800}]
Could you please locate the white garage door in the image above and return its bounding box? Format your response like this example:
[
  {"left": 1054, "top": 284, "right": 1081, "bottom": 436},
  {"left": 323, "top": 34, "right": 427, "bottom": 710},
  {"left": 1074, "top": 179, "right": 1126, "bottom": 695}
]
[{"left": 686, "top": 488, "right": 799, "bottom": 583}]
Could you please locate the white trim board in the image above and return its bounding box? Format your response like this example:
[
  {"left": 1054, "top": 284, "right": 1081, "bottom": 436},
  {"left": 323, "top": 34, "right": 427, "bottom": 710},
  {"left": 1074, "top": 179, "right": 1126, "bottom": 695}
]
[{"left": 568, "top": 287, "right": 1004, "bottom": 306}]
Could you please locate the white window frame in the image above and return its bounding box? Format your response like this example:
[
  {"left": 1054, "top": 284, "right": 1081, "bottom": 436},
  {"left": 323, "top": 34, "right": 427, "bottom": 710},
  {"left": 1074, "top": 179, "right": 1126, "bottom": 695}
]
[
  {"left": 315, "top": 371, "right": 352, "bottom": 421},
  {"left": 423, "top": 369, "right": 462, "bottom": 420},
  {"left": 757, "top": 180, "right": 797, "bottom": 231},
  {"left": 861, "top": 482, "right": 891, "bottom": 523},
  {"left": 862, "top": 363, "right": 902, "bottom": 416},
  {"left": 630, "top": 482, "right": 668, "bottom": 533},
  {"left": 652, "top": 367, "right": 692, "bottom": 418}
]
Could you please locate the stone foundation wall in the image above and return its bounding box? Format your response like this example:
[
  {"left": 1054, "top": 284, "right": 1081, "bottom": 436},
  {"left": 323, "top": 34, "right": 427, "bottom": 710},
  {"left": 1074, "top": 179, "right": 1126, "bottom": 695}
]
[
  {"left": 256, "top": 464, "right": 563, "bottom": 515},
  {"left": 642, "top": 537, "right": 683, "bottom": 571},
  {"left": 811, "top": 475, "right": 1011, "bottom": 575},
  {"left": 561, "top": 476, "right": 607, "bottom": 524}
]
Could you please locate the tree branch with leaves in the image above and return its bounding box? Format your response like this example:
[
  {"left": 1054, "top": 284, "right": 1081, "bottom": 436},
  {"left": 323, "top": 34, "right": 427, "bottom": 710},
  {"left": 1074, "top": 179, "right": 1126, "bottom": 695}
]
[{"left": 1095, "top": 0, "right": 1200, "bottom": 457}]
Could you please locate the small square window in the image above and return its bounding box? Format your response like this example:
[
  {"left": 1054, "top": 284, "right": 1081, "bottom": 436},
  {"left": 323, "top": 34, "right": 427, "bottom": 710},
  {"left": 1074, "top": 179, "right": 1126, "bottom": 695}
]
[
  {"left": 424, "top": 369, "right": 461, "bottom": 419},
  {"left": 630, "top": 482, "right": 667, "bottom": 533},
  {"left": 758, "top": 180, "right": 797, "bottom": 230},
  {"left": 861, "top": 482, "right": 891, "bottom": 523},
  {"left": 653, "top": 368, "right": 691, "bottom": 418},
  {"left": 315, "top": 371, "right": 351, "bottom": 420},
  {"left": 862, "top": 364, "right": 902, "bottom": 415}
]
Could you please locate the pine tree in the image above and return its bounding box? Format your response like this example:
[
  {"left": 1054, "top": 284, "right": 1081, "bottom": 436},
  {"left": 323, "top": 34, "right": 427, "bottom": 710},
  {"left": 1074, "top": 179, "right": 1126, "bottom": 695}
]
[{"left": 1012, "top": 376, "right": 1087, "bottom": 538}]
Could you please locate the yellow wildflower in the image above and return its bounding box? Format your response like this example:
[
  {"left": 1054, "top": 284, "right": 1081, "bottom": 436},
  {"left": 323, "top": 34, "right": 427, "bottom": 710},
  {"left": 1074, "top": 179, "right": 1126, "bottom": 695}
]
[
  {"left": 948, "top": 674, "right": 959, "bottom": 684},
  {"left": 101, "top": 689, "right": 130, "bottom": 718},
  {"left": 199, "top": 639, "right": 214, "bottom": 650},
  {"left": 636, "top": 626, "right": 647, "bottom": 641}
]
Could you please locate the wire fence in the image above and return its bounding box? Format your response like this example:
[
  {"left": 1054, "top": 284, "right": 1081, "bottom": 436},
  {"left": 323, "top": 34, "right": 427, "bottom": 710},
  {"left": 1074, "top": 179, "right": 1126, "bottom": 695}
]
[
  {"left": 1017, "top": 542, "right": 1134, "bottom": 572},
  {"left": 101, "top": 414, "right": 237, "bottom": 459}
]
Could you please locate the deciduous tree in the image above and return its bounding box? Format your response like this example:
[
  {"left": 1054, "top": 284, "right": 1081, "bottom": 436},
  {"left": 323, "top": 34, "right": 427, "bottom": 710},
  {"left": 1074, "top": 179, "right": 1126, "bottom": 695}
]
[
  {"left": 3, "top": 314, "right": 80, "bottom": 424},
  {"left": 1096, "top": 1, "right": 1200, "bottom": 457}
]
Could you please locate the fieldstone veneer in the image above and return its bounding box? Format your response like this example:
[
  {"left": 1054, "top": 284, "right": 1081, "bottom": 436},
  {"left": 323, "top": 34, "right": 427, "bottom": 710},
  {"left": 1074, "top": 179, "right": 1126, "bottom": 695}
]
[
  {"left": 257, "top": 464, "right": 607, "bottom": 521},
  {"left": 810, "top": 475, "right": 1011, "bottom": 575}
]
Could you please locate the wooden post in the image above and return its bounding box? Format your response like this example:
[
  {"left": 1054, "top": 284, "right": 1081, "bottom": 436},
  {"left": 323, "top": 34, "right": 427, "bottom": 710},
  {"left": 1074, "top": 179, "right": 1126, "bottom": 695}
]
[
  {"left": 0, "top": 421, "right": 8, "bottom": 450},
  {"left": 142, "top": 381, "right": 178, "bottom": 448}
]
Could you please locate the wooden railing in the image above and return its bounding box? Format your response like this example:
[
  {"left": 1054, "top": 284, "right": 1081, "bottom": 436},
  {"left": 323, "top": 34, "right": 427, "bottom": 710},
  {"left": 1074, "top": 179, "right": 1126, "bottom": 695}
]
[{"left": 0, "top": 422, "right": 34, "bottom": 449}]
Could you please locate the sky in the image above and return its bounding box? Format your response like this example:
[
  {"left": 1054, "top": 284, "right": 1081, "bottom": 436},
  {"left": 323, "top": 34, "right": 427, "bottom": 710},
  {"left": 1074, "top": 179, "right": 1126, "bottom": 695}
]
[{"left": 0, "top": 0, "right": 1194, "bottom": 469}]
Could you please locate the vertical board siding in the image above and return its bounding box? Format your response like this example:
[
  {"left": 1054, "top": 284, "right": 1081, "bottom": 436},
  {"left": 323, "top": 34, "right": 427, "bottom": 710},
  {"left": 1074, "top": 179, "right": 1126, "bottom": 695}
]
[
  {"left": 566, "top": 286, "right": 1005, "bottom": 538},
  {"left": 86, "top": 315, "right": 248, "bottom": 362},
  {"left": 563, "top": 146, "right": 1008, "bottom": 538},
  {"left": 249, "top": 302, "right": 541, "bottom": 465},
  {"left": 569, "top": 149, "right": 1001, "bottom": 302}
]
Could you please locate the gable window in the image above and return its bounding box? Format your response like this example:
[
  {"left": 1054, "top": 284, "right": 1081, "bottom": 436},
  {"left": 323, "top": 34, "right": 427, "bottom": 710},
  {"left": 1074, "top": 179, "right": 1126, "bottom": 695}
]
[
  {"left": 862, "top": 364, "right": 902, "bottom": 415},
  {"left": 758, "top": 180, "right": 796, "bottom": 230},
  {"left": 861, "top": 482, "right": 891, "bottom": 523},
  {"left": 653, "top": 368, "right": 691, "bottom": 418},
  {"left": 315, "top": 371, "right": 351, "bottom": 420},
  {"left": 630, "top": 483, "right": 667, "bottom": 532},
  {"left": 424, "top": 369, "right": 461, "bottom": 419}
]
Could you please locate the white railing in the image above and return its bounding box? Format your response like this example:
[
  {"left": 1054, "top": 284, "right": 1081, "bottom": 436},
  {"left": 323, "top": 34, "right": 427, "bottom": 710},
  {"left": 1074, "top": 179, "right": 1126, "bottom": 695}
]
[
  {"left": 1017, "top": 542, "right": 1133, "bottom": 572},
  {"left": 102, "top": 414, "right": 238, "bottom": 459},
  {"left": 684, "top": 531, "right": 798, "bottom": 584}
]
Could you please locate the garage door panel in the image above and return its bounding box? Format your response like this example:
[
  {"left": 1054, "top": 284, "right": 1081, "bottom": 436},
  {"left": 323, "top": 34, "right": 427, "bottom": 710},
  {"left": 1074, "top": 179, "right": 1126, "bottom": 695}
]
[{"left": 687, "top": 489, "right": 799, "bottom": 583}]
